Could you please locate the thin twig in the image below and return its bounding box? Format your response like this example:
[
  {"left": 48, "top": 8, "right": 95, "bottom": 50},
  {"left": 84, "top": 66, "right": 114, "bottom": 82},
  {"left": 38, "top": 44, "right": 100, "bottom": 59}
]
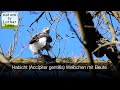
[
  {"left": 48, "top": 11, "right": 53, "bottom": 21},
  {"left": 9, "top": 43, "right": 28, "bottom": 62},
  {"left": 45, "top": 12, "right": 52, "bottom": 25},
  {"left": 29, "top": 11, "right": 45, "bottom": 27},
  {"left": 51, "top": 14, "right": 63, "bottom": 47},
  {"left": 57, "top": 41, "right": 61, "bottom": 58},
  {"left": 7, "top": 15, "right": 23, "bottom": 58},
  {"left": 65, "top": 11, "right": 83, "bottom": 45}
]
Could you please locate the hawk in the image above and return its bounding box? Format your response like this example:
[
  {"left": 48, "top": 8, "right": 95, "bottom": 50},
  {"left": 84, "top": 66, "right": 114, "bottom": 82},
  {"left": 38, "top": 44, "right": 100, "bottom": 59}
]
[{"left": 29, "top": 27, "right": 52, "bottom": 58}]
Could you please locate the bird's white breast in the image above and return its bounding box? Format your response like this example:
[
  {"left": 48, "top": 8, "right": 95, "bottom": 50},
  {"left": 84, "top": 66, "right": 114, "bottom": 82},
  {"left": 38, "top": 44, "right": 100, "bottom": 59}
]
[{"left": 29, "top": 37, "right": 47, "bottom": 54}]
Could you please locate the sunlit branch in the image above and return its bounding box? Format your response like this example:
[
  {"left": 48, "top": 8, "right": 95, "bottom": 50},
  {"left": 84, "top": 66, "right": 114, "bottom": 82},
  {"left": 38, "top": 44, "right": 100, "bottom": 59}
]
[
  {"left": 111, "top": 11, "right": 120, "bottom": 23},
  {"left": 101, "top": 11, "right": 117, "bottom": 42},
  {"left": 0, "top": 52, "right": 12, "bottom": 68},
  {"left": 92, "top": 11, "right": 100, "bottom": 18}
]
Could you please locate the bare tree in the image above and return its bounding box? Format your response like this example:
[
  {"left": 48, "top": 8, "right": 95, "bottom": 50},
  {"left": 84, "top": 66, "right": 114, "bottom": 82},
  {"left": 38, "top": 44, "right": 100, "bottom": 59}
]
[{"left": 0, "top": 11, "right": 120, "bottom": 79}]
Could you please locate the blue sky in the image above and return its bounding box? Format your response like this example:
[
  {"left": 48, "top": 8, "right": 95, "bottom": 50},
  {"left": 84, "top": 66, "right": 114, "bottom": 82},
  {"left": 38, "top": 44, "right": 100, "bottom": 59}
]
[
  {"left": 0, "top": 11, "right": 83, "bottom": 59},
  {"left": 0, "top": 11, "right": 119, "bottom": 60}
]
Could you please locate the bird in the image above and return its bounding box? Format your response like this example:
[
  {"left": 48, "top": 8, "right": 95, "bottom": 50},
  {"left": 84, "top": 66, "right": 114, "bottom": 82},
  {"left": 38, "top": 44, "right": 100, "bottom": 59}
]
[{"left": 29, "top": 27, "right": 52, "bottom": 59}]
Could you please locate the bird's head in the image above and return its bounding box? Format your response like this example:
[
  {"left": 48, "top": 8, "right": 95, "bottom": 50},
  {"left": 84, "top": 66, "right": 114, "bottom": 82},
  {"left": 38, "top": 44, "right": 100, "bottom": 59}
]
[{"left": 42, "top": 27, "right": 50, "bottom": 34}]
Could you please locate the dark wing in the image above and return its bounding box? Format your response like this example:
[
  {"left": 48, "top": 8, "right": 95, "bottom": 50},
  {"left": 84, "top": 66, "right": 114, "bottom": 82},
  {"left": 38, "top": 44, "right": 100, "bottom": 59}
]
[
  {"left": 29, "top": 32, "right": 52, "bottom": 44},
  {"left": 29, "top": 34, "right": 40, "bottom": 44},
  {"left": 47, "top": 36, "right": 52, "bottom": 42}
]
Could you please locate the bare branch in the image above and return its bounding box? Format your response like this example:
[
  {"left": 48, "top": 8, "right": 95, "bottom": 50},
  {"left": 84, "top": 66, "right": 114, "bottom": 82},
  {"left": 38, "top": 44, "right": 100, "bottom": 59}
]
[
  {"left": 7, "top": 14, "right": 23, "bottom": 58},
  {"left": 51, "top": 13, "right": 63, "bottom": 47},
  {"left": 45, "top": 12, "right": 52, "bottom": 25},
  {"left": 92, "top": 11, "right": 100, "bottom": 18},
  {"left": 7, "top": 29, "right": 19, "bottom": 58},
  {"left": 93, "top": 42, "right": 111, "bottom": 53},
  {"left": 93, "top": 40, "right": 120, "bottom": 55},
  {"left": 9, "top": 43, "right": 28, "bottom": 62},
  {"left": 101, "top": 11, "right": 117, "bottom": 42},
  {"left": 27, "top": 29, "right": 33, "bottom": 36},
  {"left": 57, "top": 41, "right": 61, "bottom": 58},
  {"left": 0, "top": 52, "right": 12, "bottom": 68},
  {"left": 29, "top": 11, "right": 45, "bottom": 27},
  {"left": 111, "top": 11, "right": 120, "bottom": 23},
  {"left": 65, "top": 11, "right": 83, "bottom": 45},
  {"left": 48, "top": 11, "right": 53, "bottom": 21}
]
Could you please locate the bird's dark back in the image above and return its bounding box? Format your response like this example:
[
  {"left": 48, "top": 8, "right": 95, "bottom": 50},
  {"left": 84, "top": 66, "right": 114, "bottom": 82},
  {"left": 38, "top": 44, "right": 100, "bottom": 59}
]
[
  {"left": 29, "top": 32, "right": 52, "bottom": 44},
  {"left": 29, "top": 34, "right": 39, "bottom": 44}
]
